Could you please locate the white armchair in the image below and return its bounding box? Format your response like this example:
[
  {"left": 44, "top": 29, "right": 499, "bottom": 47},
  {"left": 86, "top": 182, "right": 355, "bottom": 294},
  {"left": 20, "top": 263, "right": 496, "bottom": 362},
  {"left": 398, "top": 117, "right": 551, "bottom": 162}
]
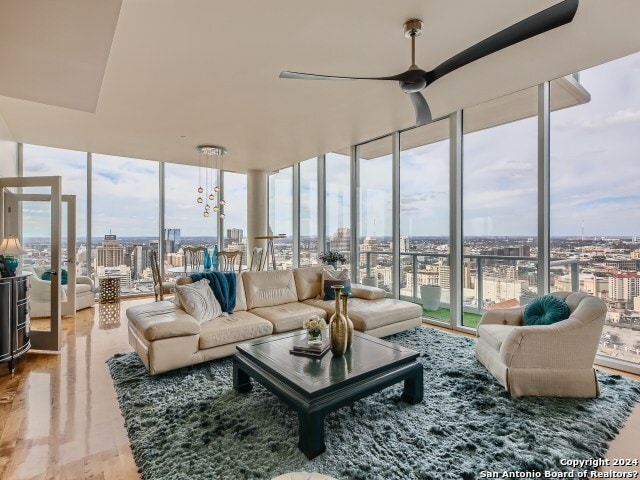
[
  {"left": 475, "top": 292, "right": 607, "bottom": 397},
  {"left": 25, "top": 266, "right": 95, "bottom": 317}
]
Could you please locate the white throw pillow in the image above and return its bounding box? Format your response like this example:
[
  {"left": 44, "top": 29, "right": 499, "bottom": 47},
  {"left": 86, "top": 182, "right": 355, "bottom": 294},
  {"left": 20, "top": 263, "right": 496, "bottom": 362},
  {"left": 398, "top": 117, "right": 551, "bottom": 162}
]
[{"left": 175, "top": 278, "right": 222, "bottom": 324}]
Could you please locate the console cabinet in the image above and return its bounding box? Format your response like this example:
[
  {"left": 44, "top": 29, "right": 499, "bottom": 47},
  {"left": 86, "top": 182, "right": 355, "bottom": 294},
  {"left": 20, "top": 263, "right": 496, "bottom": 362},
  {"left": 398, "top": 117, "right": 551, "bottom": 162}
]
[{"left": 0, "top": 273, "right": 31, "bottom": 373}]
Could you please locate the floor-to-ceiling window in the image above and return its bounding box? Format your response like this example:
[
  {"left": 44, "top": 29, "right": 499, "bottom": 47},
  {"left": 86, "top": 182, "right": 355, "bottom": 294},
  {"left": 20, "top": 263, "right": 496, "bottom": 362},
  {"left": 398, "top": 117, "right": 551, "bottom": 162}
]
[
  {"left": 551, "top": 52, "right": 640, "bottom": 366},
  {"left": 399, "top": 121, "right": 450, "bottom": 321},
  {"left": 22, "top": 145, "right": 88, "bottom": 275},
  {"left": 325, "top": 153, "right": 351, "bottom": 271},
  {"left": 268, "top": 167, "right": 293, "bottom": 269},
  {"left": 299, "top": 158, "right": 318, "bottom": 266},
  {"left": 462, "top": 94, "right": 538, "bottom": 328},
  {"left": 358, "top": 136, "right": 394, "bottom": 291},
  {"left": 164, "top": 162, "right": 218, "bottom": 277},
  {"left": 92, "top": 154, "right": 159, "bottom": 296},
  {"left": 221, "top": 171, "right": 247, "bottom": 265}
]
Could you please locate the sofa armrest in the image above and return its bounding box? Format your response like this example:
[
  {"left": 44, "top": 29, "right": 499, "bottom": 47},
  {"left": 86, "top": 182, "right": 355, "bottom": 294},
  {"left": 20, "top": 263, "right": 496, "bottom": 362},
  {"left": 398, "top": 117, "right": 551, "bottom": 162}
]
[
  {"left": 477, "top": 307, "right": 524, "bottom": 332},
  {"left": 76, "top": 275, "right": 94, "bottom": 290},
  {"left": 28, "top": 275, "right": 68, "bottom": 302},
  {"left": 500, "top": 323, "right": 600, "bottom": 369}
]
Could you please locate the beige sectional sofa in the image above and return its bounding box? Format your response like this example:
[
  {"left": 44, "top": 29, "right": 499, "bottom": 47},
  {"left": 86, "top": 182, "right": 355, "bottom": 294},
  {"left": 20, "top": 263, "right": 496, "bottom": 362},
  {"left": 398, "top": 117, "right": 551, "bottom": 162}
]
[{"left": 126, "top": 266, "right": 422, "bottom": 374}]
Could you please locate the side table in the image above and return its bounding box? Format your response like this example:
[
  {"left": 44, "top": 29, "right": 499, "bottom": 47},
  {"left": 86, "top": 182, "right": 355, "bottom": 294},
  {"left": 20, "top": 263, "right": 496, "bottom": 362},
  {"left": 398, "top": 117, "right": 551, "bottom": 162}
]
[{"left": 99, "top": 277, "right": 120, "bottom": 303}]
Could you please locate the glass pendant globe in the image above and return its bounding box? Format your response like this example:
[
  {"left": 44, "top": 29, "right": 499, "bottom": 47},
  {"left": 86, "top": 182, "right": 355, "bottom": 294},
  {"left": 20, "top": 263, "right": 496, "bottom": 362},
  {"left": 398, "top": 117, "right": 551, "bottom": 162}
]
[
  {"left": 197, "top": 186, "right": 203, "bottom": 193},
  {"left": 220, "top": 213, "right": 225, "bottom": 219},
  {"left": 208, "top": 193, "right": 215, "bottom": 200},
  {"left": 213, "top": 206, "right": 219, "bottom": 212},
  {"left": 197, "top": 197, "right": 203, "bottom": 204},
  {"left": 203, "top": 211, "right": 209, "bottom": 218},
  {"left": 214, "top": 186, "right": 220, "bottom": 193},
  {"left": 205, "top": 204, "right": 210, "bottom": 211},
  {"left": 219, "top": 199, "right": 226, "bottom": 206}
]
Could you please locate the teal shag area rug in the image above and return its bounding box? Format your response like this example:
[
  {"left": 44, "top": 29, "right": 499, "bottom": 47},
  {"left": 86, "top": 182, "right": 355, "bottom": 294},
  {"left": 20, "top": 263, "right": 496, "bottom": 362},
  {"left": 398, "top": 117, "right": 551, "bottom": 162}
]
[{"left": 107, "top": 328, "right": 640, "bottom": 480}]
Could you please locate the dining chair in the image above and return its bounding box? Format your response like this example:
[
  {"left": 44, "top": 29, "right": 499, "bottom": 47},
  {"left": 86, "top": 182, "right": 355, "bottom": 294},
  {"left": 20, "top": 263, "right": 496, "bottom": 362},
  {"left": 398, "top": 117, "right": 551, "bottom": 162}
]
[
  {"left": 183, "top": 246, "right": 206, "bottom": 273},
  {"left": 249, "top": 247, "right": 263, "bottom": 271},
  {"left": 149, "top": 250, "right": 175, "bottom": 301},
  {"left": 217, "top": 250, "right": 243, "bottom": 273}
]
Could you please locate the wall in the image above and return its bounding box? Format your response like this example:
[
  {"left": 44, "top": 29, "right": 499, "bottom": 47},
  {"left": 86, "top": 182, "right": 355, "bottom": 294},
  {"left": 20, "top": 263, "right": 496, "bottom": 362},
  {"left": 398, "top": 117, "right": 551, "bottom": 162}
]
[{"left": 0, "top": 112, "right": 17, "bottom": 177}]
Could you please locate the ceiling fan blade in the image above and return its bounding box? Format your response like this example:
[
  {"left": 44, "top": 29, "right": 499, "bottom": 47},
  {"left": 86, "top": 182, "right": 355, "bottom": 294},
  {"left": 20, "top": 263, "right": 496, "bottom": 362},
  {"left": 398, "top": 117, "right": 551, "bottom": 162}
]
[
  {"left": 279, "top": 70, "right": 413, "bottom": 81},
  {"left": 431, "top": 0, "right": 579, "bottom": 83},
  {"left": 408, "top": 92, "right": 432, "bottom": 126}
]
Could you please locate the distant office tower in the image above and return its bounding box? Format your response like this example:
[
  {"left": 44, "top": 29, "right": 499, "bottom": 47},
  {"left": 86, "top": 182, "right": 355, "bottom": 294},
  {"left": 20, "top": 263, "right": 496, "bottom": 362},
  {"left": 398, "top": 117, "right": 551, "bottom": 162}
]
[
  {"left": 329, "top": 227, "right": 350, "bottom": 254},
  {"left": 164, "top": 228, "right": 181, "bottom": 253},
  {"left": 399, "top": 236, "right": 409, "bottom": 253},
  {"left": 133, "top": 245, "right": 150, "bottom": 279},
  {"left": 227, "top": 228, "right": 243, "bottom": 244},
  {"left": 608, "top": 272, "right": 640, "bottom": 302},
  {"left": 97, "top": 265, "right": 132, "bottom": 291},
  {"left": 149, "top": 240, "right": 159, "bottom": 254},
  {"left": 95, "top": 234, "right": 125, "bottom": 268},
  {"left": 360, "top": 236, "right": 379, "bottom": 267}
]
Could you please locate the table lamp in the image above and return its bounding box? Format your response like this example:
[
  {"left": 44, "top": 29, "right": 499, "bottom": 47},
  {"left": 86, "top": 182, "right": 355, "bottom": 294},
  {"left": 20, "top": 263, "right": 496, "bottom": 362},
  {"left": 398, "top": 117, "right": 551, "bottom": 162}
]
[{"left": 0, "top": 235, "right": 27, "bottom": 276}]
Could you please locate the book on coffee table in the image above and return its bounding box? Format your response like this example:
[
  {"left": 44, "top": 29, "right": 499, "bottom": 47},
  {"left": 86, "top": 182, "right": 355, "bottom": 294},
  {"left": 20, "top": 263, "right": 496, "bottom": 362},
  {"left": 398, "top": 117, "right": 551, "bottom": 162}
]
[{"left": 290, "top": 339, "right": 330, "bottom": 358}]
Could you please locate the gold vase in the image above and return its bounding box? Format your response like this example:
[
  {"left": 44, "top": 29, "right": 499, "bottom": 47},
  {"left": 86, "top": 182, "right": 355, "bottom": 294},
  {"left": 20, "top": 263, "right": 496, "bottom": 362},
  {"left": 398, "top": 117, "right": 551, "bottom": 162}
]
[
  {"left": 329, "top": 285, "right": 348, "bottom": 357},
  {"left": 341, "top": 292, "right": 354, "bottom": 350}
]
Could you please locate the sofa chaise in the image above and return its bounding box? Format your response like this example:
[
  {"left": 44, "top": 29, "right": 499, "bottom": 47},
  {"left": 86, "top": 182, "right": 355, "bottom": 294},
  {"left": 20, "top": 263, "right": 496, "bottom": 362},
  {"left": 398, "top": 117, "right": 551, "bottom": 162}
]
[{"left": 126, "top": 266, "right": 422, "bottom": 374}]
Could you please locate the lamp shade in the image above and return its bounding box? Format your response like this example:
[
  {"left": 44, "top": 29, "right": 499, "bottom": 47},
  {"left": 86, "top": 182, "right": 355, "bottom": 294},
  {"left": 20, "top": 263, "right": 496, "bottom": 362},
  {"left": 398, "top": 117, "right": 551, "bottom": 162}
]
[{"left": 0, "top": 236, "right": 27, "bottom": 256}]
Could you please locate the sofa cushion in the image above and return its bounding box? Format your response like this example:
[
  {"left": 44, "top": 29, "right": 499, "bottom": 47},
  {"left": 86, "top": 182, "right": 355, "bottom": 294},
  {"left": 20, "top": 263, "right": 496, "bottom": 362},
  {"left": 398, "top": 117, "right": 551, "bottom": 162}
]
[
  {"left": 293, "top": 266, "right": 327, "bottom": 301},
  {"left": 250, "top": 302, "right": 326, "bottom": 333},
  {"left": 175, "top": 279, "right": 222, "bottom": 323},
  {"left": 235, "top": 273, "right": 247, "bottom": 311},
  {"left": 76, "top": 283, "right": 93, "bottom": 294},
  {"left": 302, "top": 297, "right": 422, "bottom": 332},
  {"left": 524, "top": 295, "right": 570, "bottom": 326},
  {"left": 127, "top": 301, "right": 200, "bottom": 341},
  {"left": 477, "top": 324, "right": 515, "bottom": 351},
  {"left": 351, "top": 284, "right": 386, "bottom": 300},
  {"left": 243, "top": 270, "right": 298, "bottom": 309},
  {"left": 198, "top": 311, "right": 273, "bottom": 349}
]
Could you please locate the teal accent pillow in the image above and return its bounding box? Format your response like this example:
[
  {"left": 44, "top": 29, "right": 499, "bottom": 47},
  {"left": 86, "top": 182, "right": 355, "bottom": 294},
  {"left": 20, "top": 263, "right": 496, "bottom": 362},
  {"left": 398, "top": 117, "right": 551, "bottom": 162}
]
[
  {"left": 41, "top": 269, "right": 68, "bottom": 285},
  {"left": 523, "top": 295, "right": 570, "bottom": 326},
  {"left": 323, "top": 279, "right": 352, "bottom": 300}
]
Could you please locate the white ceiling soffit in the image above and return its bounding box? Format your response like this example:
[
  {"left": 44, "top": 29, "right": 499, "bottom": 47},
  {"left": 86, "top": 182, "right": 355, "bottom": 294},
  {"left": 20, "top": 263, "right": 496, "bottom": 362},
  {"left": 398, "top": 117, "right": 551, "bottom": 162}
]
[
  {"left": 0, "top": 0, "right": 122, "bottom": 113},
  {"left": 0, "top": 0, "right": 638, "bottom": 173}
]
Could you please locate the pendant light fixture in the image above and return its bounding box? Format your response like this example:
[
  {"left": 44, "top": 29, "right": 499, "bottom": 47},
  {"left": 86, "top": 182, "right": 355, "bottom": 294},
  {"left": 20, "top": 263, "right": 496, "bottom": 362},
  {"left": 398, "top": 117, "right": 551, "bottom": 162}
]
[{"left": 196, "top": 145, "right": 226, "bottom": 219}]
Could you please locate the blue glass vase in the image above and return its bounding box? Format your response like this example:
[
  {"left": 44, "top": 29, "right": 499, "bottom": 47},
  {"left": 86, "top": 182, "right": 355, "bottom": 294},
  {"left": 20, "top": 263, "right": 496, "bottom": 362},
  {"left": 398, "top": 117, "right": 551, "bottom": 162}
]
[
  {"left": 203, "top": 249, "right": 212, "bottom": 270},
  {"left": 212, "top": 244, "right": 219, "bottom": 270}
]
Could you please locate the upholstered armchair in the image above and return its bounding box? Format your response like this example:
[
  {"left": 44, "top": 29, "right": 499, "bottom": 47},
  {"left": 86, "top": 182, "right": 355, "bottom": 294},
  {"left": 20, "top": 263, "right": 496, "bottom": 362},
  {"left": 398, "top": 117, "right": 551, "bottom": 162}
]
[
  {"left": 475, "top": 291, "right": 607, "bottom": 397},
  {"left": 24, "top": 266, "right": 95, "bottom": 317}
]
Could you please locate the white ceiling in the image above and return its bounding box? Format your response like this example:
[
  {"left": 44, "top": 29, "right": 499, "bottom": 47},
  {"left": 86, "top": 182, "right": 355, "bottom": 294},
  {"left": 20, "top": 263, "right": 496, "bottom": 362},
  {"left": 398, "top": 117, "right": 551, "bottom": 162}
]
[{"left": 0, "top": 0, "right": 639, "bottom": 173}]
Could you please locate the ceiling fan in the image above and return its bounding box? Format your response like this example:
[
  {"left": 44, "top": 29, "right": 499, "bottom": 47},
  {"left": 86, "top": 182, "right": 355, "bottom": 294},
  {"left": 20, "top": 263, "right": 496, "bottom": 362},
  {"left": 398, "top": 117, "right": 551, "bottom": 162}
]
[{"left": 280, "top": 0, "right": 579, "bottom": 126}]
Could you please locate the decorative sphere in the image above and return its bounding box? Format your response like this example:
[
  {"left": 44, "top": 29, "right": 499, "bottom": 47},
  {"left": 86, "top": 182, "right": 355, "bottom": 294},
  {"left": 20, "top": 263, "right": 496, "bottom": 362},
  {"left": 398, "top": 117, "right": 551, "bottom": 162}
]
[
  {"left": 219, "top": 199, "right": 226, "bottom": 206},
  {"left": 203, "top": 211, "right": 209, "bottom": 217},
  {"left": 214, "top": 186, "right": 220, "bottom": 192},
  {"left": 220, "top": 213, "right": 225, "bottom": 219},
  {"left": 197, "top": 187, "right": 203, "bottom": 193},
  {"left": 205, "top": 204, "right": 210, "bottom": 211},
  {"left": 213, "top": 206, "right": 219, "bottom": 212},
  {"left": 197, "top": 197, "right": 203, "bottom": 204},
  {"left": 208, "top": 193, "right": 215, "bottom": 200}
]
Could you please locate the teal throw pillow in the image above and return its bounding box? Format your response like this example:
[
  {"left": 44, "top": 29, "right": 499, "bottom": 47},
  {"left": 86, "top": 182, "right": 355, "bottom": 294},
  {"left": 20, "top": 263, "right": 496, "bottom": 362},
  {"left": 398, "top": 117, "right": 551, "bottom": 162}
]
[
  {"left": 523, "top": 295, "right": 570, "bottom": 326},
  {"left": 41, "top": 269, "right": 68, "bottom": 285},
  {"left": 323, "top": 279, "right": 352, "bottom": 300}
]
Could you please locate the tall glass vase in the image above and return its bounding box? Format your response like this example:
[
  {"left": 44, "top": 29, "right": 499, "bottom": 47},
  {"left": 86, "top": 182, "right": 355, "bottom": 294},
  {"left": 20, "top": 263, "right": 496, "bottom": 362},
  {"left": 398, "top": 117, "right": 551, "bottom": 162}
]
[
  {"left": 203, "top": 249, "right": 212, "bottom": 270},
  {"left": 329, "top": 285, "right": 348, "bottom": 356},
  {"left": 341, "top": 292, "right": 354, "bottom": 350}
]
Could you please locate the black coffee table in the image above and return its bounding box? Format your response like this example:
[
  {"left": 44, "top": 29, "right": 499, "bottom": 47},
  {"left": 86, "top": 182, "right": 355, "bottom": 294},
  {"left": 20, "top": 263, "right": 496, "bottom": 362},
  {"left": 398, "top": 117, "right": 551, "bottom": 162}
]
[{"left": 233, "top": 331, "right": 423, "bottom": 459}]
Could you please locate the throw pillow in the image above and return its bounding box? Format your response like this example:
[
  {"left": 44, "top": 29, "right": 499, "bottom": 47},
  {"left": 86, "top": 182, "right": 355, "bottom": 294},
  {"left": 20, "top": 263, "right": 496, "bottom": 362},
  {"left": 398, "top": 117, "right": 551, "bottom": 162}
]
[
  {"left": 41, "top": 269, "right": 68, "bottom": 285},
  {"left": 523, "top": 295, "right": 570, "bottom": 326},
  {"left": 176, "top": 278, "right": 222, "bottom": 324},
  {"left": 322, "top": 269, "right": 351, "bottom": 300}
]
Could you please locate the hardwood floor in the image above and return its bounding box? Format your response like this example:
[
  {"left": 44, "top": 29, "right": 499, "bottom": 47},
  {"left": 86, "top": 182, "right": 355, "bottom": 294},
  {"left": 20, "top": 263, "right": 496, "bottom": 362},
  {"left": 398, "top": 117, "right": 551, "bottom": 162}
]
[{"left": 0, "top": 300, "right": 638, "bottom": 479}]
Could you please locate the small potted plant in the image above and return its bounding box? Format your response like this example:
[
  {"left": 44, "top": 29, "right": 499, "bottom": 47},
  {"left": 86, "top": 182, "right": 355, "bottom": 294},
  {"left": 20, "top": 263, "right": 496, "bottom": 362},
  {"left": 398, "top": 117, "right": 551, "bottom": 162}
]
[
  {"left": 420, "top": 284, "right": 442, "bottom": 311},
  {"left": 303, "top": 315, "right": 327, "bottom": 346},
  {"left": 319, "top": 251, "right": 346, "bottom": 269}
]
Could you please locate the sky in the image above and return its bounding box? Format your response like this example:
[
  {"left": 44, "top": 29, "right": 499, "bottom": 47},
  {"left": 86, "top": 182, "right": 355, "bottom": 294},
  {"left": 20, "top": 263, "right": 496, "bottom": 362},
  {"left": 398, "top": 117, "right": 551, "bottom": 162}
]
[{"left": 21, "top": 51, "right": 640, "bottom": 239}]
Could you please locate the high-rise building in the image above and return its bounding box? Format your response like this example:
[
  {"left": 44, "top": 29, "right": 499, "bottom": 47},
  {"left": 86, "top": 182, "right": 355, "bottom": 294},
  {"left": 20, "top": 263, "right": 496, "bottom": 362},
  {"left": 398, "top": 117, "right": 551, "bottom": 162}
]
[
  {"left": 95, "top": 234, "right": 125, "bottom": 268},
  {"left": 360, "top": 236, "right": 379, "bottom": 267},
  {"left": 226, "top": 228, "right": 243, "bottom": 244},
  {"left": 164, "top": 228, "right": 181, "bottom": 253},
  {"left": 329, "top": 227, "right": 350, "bottom": 257},
  {"left": 133, "top": 244, "right": 150, "bottom": 279}
]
